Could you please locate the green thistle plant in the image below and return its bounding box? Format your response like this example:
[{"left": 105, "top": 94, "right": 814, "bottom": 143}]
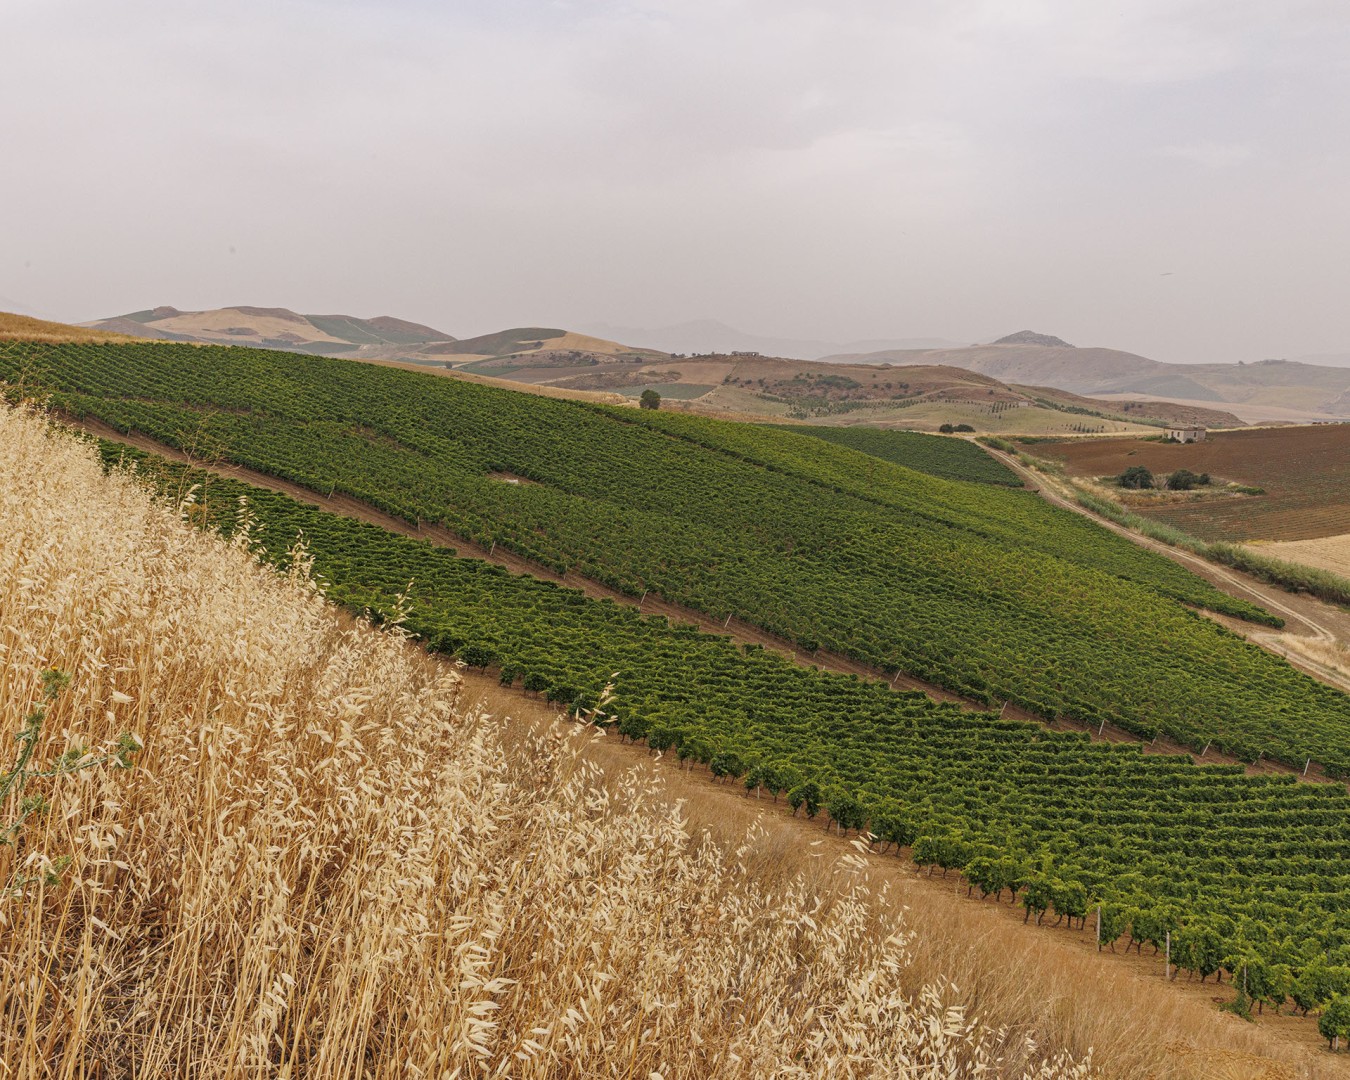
[{"left": 2, "top": 668, "right": 139, "bottom": 898}]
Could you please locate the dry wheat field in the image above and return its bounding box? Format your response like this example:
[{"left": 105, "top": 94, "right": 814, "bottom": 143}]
[{"left": 0, "top": 403, "right": 1105, "bottom": 1078}]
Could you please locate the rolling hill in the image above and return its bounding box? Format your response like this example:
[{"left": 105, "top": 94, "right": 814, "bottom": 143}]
[
  {"left": 825, "top": 332, "right": 1350, "bottom": 422},
  {"left": 6, "top": 400, "right": 1097, "bottom": 1079},
  {"left": 4, "top": 309, "right": 1252, "bottom": 431},
  {"left": 15, "top": 336, "right": 1350, "bottom": 1049},
  {"left": 82, "top": 305, "right": 458, "bottom": 356},
  {"left": 80, "top": 307, "right": 673, "bottom": 369},
  {"left": 0, "top": 310, "right": 146, "bottom": 344},
  {"left": 13, "top": 337, "right": 1350, "bottom": 1025},
  {"left": 439, "top": 326, "right": 669, "bottom": 363},
  {"left": 581, "top": 317, "right": 966, "bottom": 359},
  {"left": 451, "top": 347, "right": 1242, "bottom": 432}
]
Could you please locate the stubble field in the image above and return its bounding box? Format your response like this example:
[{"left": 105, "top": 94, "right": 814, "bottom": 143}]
[{"left": 1039, "top": 425, "right": 1350, "bottom": 542}]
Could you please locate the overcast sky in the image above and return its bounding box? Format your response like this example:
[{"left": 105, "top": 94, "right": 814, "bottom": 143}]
[{"left": 3, "top": 1, "right": 1348, "bottom": 362}]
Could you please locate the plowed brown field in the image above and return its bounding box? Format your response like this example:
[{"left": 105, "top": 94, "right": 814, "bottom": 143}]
[{"left": 1039, "top": 425, "right": 1350, "bottom": 541}]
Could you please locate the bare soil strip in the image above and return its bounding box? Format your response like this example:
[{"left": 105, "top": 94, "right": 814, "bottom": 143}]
[{"left": 74, "top": 417, "right": 1343, "bottom": 779}]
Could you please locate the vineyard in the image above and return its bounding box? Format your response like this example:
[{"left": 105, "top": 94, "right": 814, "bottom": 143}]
[
  {"left": 9, "top": 341, "right": 1350, "bottom": 778},
  {"left": 766, "top": 424, "right": 1023, "bottom": 486},
  {"left": 103, "top": 443, "right": 1350, "bottom": 1017}
]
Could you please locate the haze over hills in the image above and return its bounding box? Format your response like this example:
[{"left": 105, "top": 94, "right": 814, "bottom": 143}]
[
  {"left": 446, "top": 342, "right": 1243, "bottom": 432},
  {"left": 581, "top": 319, "right": 966, "bottom": 360},
  {"left": 1296, "top": 351, "right": 1350, "bottom": 368},
  {"left": 8, "top": 307, "right": 1234, "bottom": 433},
  {"left": 826, "top": 332, "right": 1350, "bottom": 422},
  {"left": 82, "top": 306, "right": 667, "bottom": 367},
  {"left": 72, "top": 308, "right": 1350, "bottom": 423},
  {"left": 440, "top": 326, "right": 668, "bottom": 362}
]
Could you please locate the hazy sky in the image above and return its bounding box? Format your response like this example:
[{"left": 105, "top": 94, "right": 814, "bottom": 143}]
[{"left": 3, "top": 1, "right": 1349, "bottom": 362}]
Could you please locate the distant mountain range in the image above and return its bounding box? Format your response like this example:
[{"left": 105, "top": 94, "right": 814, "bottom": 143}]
[
  {"left": 824, "top": 333, "right": 1350, "bottom": 422},
  {"left": 580, "top": 319, "right": 966, "bottom": 360}
]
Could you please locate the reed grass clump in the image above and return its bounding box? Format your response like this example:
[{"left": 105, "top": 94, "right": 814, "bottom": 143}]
[{"left": 0, "top": 402, "right": 1092, "bottom": 1077}]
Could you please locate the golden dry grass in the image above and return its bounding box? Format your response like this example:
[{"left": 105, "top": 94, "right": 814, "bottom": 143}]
[
  {"left": 0, "top": 311, "right": 142, "bottom": 343},
  {"left": 1278, "top": 636, "right": 1350, "bottom": 680},
  {"left": 1250, "top": 535, "right": 1350, "bottom": 580},
  {"left": 0, "top": 403, "right": 1099, "bottom": 1078}
]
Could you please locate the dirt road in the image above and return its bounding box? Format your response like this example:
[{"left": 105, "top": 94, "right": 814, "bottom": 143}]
[{"left": 982, "top": 441, "right": 1350, "bottom": 694}]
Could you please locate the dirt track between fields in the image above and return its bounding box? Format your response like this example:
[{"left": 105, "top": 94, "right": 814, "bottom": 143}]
[{"left": 983, "top": 444, "right": 1350, "bottom": 688}]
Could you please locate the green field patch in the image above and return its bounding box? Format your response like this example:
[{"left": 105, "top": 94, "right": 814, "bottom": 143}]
[{"left": 767, "top": 424, "right": 1021, "bottom": 486}]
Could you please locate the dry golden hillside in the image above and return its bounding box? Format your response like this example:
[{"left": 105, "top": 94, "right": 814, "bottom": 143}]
[
  {"left": 0, "top": 310, "right": 143, "bottom": 343},
  {"left": 0, "top": 403, "right": 1099, "bottom": 1079}
]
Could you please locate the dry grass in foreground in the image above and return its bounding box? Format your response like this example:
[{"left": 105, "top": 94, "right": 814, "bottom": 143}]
[
  {"left": 0, "top": 402, "right": 1093, "bottom": 1078},
  {"left": 0, "top": 310, "right": 142, "bottom": 343}
]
